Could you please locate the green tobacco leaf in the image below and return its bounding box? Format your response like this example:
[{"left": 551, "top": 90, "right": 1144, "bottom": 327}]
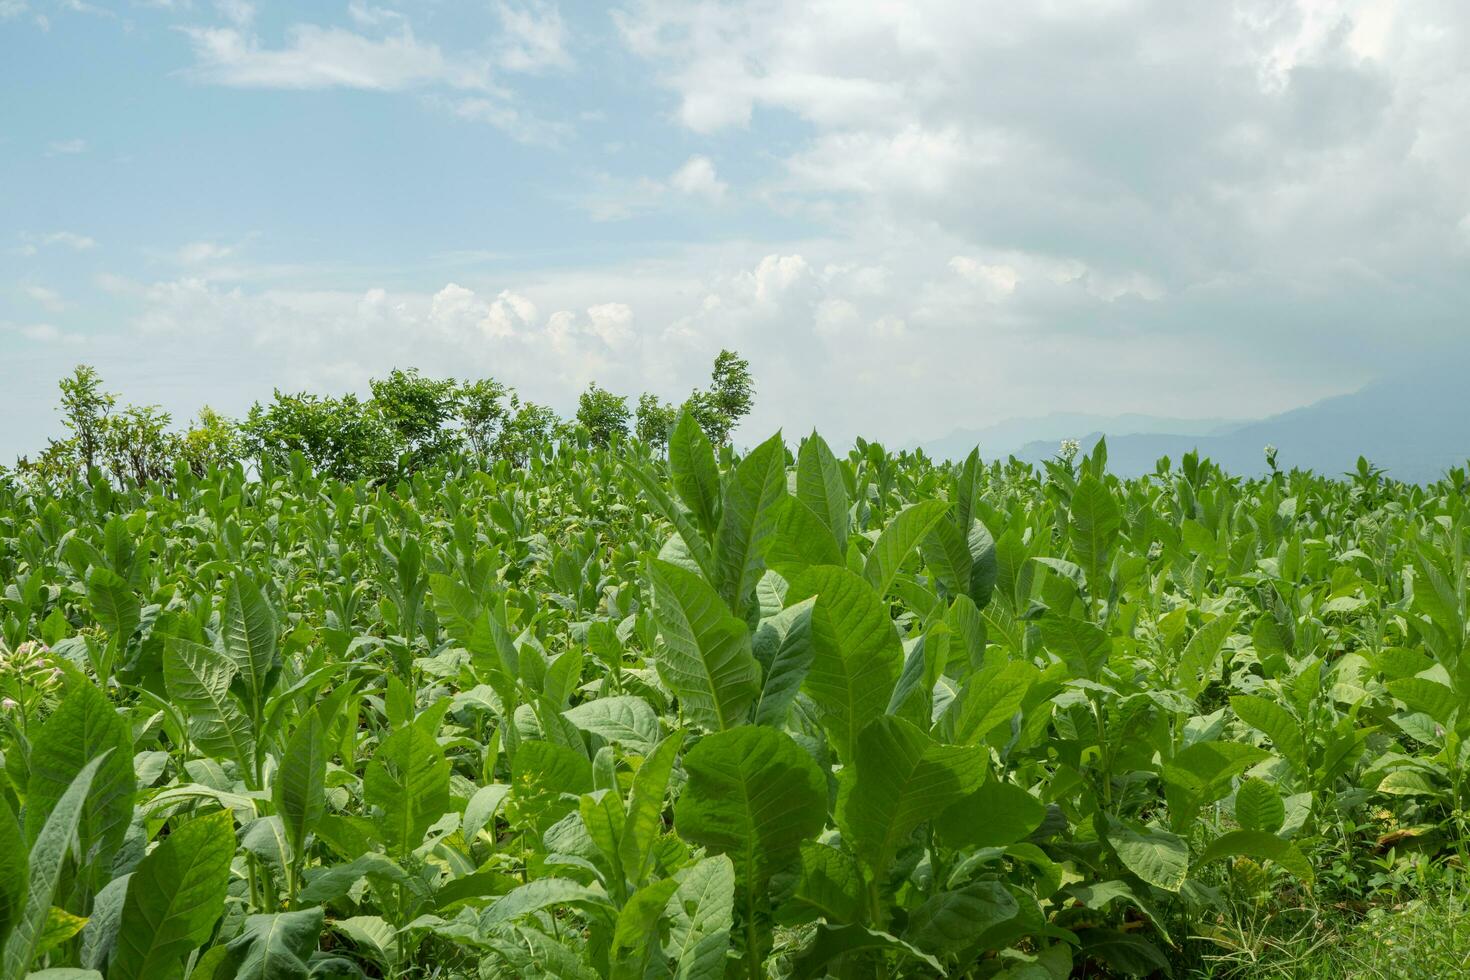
[
  {"left": 1197, "top": 830, "right": 1313, "bottom": 884},
  {"left": 163, "top": 636, "right": 256, "bottom": 775},
  {"left": 23, "top": 677, "right": 134, "bottom": 889},
  {"left": 1068, "top": 474, "right": 1121, "bottom": 594},
  {"left": 611, "top": 878, "right": 680, "bottom": 978},
  {"left": 1231, "top": 695, "right": 1306, "bottom": 771},
  {"left": 863, "top": 501, "right": 949, "bottom": 599},
  {"left": 793, "top": 841, "right": 864, "bottom": 924},
  {"left": 109, "top": 809, "right": 236, "bottom": 980},
  {"left": 673, "top": 726, "right": 826, "bottom": 892},
  {"left": 1176, "top": 613, "right": 1239, "bottom": 699},
  {"left": 1160, "top": 740, "right": 1270, "bottom": 828},
  {"left": 79, "top": 873, "right": 130, "bottom": 971},
  {"left": 510, "top": 740, "right": 592, "bottom": 833},
  {"left": 796, "top": 432, "right": 848, "bottom": 556},
  {"left": 766, "top": 499, "right": 844, "bottom": 579},
  {"left": 948, "top": 660, "right": 1038, "bottom": 744},
  {"left": 905, "top": 880, "right": 1018, "bottom": 954},
  {"left": 664, "top": 855, "right": 735, "bottom": 980},
  {"left": 625, "top": 460, "right": 716, "bottom": 581},
  {"left": 1385, "top": 677, "right": 1459, "bottom": 727},
  {"left": 647, "top": 559, "right": 761, "bottom": 731},
  {"left": 839, "top": 716, "right": 987, "bottom": 874},
  {"left": 669, "top": 411, "right": 721, "bottom": 541},
  {"left": 273, "top": 709, "right": 327, "bottom": 861},
  {"left": 713, "top": 432, "right": 788, "bottom": 617},
  {"left": 3, "top": 754, "right": 108, "bottom": 980},
  {"left": 1234, "top": 779, "right": 1285, "bottom": 834},
  {"left": 935, "top": 779, "right": 1045, "bottom": 849},
  {"left": 1104, "top": 820, "right": 1189, "bottom": 893},
  {"left": 563, "top": 696, "right": 660, "bottom": 755},
  {"left": 220, "top": 907, "right": 325, "bottom": 980},
  {"left": 222, "top": 573, "right": 280, "bottom": 721},
  {"left": 85, "top": 567, "right": 140, "bottom": 644},
  {"left": 364, "top": 724, "right": 451, "bottom": 862},
  {"left": 481, "top": 878, "right": 611, "bottom": 926},
  {"left": 619, "top": 733, "right": 682, "bottom": 887},
  {"left": 751, "top": 597, "right": 815, "bottom": 726},
  {"left": 791, "top": 565, "right": 903, "bottom": 763}
]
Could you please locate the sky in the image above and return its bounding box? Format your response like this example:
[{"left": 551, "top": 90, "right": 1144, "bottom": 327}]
[{"left": 3, "top": 0, "right": 1470, "bottom": 460}]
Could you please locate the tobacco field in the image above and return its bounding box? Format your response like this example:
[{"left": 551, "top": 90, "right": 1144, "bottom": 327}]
[{"left": 1, "top": 418, "right": 1468, "bottom": 979}]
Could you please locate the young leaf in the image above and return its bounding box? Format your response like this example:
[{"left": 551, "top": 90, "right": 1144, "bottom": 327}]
[
  {"left": 751, "top": 597, "right": 815, "bottom": 727},
  {"left": 222, "top": 573, "right": 280, "bottom": 721},
  {"left": 273, "top": 709, "right": 328, "bottom": 861},
  {"left": 669, "top": 411, "right": 721, "bottom": 541},
  {"left": 863, "top": 501, "right": 948, "bottom": 599},
  {"left": 796, "top": 432, "right": 848, "bottom": 555},
  {"left": 363, "top": 724, "right": 451, "bottom": 862},
  {"left": 1234, "top": 779, "right": 1286, "bottom": 835},
  {"left": 713, "top": 432, "right": 788, "bottom": 617},
  {"left": 790, "top": 566, "right": 903, "bottom": 763},
  {"left": 647, "top": 559, "right": 761, "bottom": 731}
]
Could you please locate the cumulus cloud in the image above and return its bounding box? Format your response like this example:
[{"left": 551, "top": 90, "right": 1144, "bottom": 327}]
[
  {"left": 609, "top": 0, "right": 1470, "bottom": 394},
  {"left": 669, "top": 155, "right": 727, "bottom": 202}
]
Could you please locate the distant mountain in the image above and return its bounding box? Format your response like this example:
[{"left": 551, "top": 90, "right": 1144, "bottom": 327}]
[
  {"left": 933, "top": 371, "right": 1470, "bottom": 483},
  {"left": 922, "top": 413, "right": 1244, "bottom": 462}
]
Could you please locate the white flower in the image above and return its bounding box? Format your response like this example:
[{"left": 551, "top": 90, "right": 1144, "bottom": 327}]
[
  {"left": 0, "top": 698, "right": 16, "bottom": 712},
  {"left": 1059, "top": 439, "right": 1081, "bottom": 463}
]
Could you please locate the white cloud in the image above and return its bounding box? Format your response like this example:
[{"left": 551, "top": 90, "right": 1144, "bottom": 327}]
[
  {"left": 41, "top": 231, "right": 97, "bottom": 250},
  {"left": 182, "top": 24, "right": 493, "bottom": 91},
  {"left": 495, "top": 1, "right": 571, "bottom": 73},
  {"left": 46, "top": 138, "right": 87, "bottom": 155},
  {"left": 176, "top": 241, "right": 235, "bottom": 264},
  {"left": 669, "top": 155, "right": 727, "bottom": 202},
  {"left": 24, "top": 285, "right": 66, "bottom": 312},
  {"left": 576, "top": 156, "right": 730, "bottom": 220}
]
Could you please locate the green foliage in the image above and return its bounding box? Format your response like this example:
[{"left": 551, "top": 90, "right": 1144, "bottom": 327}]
[
  {"left": 1, "top": 409, "right": 1469, "bottom": 979},
  {"left": 369, "top": 367, "right": 461, "bottom": 471},
  {"left": 576, "top": 383, "right": 631, "bottom": 448},
  {"left": 635, "top": 393, "right": 678, "bottom": 452}
]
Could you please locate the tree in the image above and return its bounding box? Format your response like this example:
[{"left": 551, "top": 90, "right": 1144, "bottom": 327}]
[
  {"left": 180, "top": 406, "right": 243, "bottom": 476},
  {"left": 635, "top": 393, "right": 678, "bottom": 452},
  {"left": 101, "top": 404, "right": 181, "bottom": 486},
  {"left": 368, "top": 368, "right": 460, "bottom": 471},
  {"left": 492, "top": 397, "right": 560, "bottom": 467},
  {"left": 57, "top": 365, "right": 115, "bottom": 472},
  {"left": 706, "top": 349, "right": 754, "bottom": 443},
  {"left": 458, "top": 378, "right": 511, "bottom": 458},
  {"left": 575, "top": 383, "right": 631, "bottom": 448},
  {"left": 241, "top": 390, "right": 397, "bottom": 481},
  {"left": 678, "top": 350, "right": 756, "bottom": 445}
]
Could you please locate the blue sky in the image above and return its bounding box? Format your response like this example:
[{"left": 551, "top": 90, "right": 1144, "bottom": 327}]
[{"left": 4, "top": 0, "right": 1470, "bottom": 460}]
